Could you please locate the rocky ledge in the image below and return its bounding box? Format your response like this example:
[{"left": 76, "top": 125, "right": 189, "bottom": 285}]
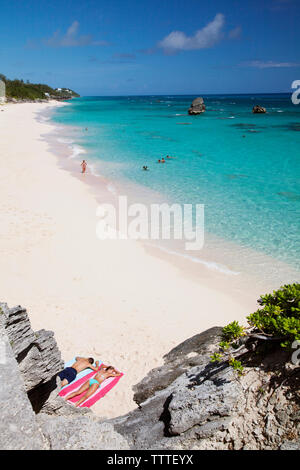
[
  {"left": 0, "top": 302, "right": 299, "bottom": 450},
  {"left": 188, "top": 97, "right": 206, "bottom": 115},
  {"left": 0, "top": 303, "right": 128, "bottom": 450}
]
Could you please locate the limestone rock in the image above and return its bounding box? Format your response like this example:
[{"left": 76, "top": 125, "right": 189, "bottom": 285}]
[
  {"left": 38, "top": 375, "right": 91, "bottom": 416},
  {"left": 1, "top": 300, "right": 299, "bottom": 451},
  {"left": 280, "top": 439, "right": 300, "bottom": 450},
  {"left": 188, "top": 97, "right": 206, "bottom": 115},
  {"left": 38, "top": 414, "right": 129, "bottom": 450},
  {"left": 168, "top": 365, "right": 243, "bottom": 435},
  {"left": 112, "top": 329, "right": 241, "bottom": 449},
  {"left": 0, "top": 303, "right": 63, "bottom": 394},
  {"left": 0, "top": 303, "right": 36, "bottom": 357},
  {"left": 111, "top": 388, "right": 171, "bottom": 449},
  {"left": 252, "top": 105, "right": 266, "bottom": 114},
  {"left": 0, "top": 302, "right": 130, "bottom": 450},
  {"left": 133, "top": 327, "right": 222, "bottom": 405},
  {"left": 0, "top": 302, "right": 69, "bottom": 415},
  {"left": 0, "top": 322, "right": 45, "bottom": 449},
  {"left": 112, "top": 350, "right": 242, "bottom": 449}
]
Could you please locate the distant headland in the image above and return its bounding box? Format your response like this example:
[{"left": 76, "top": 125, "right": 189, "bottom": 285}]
[{"left": 0, "top": 73, "right": 79, "bottom": 103}]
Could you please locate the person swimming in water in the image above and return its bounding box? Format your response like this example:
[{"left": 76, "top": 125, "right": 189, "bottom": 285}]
[
  {"left": 143, "top": 165, "right": 149, "bottom": 171},
  {"left": 64, "top": 363, "right": 121, "bottom": 407}
]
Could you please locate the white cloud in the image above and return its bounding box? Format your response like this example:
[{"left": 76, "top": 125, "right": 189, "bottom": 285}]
[
  {"left": 242, "top": 60, "right": 300, "bottom": 69},
  {"left": 45, "top": 21, "right": 108, "bottom": 47},
  {"left": 158, "top": 13, "right": 225, "bottom": 53}
]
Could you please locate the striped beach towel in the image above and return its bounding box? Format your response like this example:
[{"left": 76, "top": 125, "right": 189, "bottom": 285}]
[{"left": 58, "top": 358, "right": 123, "bottom": 408}]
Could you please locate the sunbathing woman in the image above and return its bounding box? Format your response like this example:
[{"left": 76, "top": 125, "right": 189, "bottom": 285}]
[{"left": 65, "top": 364, "right": 121, "bottom": 407}]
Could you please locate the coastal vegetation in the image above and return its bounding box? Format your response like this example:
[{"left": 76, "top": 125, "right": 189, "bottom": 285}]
[
  {"left": 211, "top": 283, "right": 300, "bottom": 375},
  {"left": 0, "top": 73, "right": 79, "bottom": 101}
]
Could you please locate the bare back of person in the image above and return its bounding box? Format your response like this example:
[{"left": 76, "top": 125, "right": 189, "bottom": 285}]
[
  {"left": 71, "top": 357, "right": 98, "bottom": 374},
  {"left": 58, "top": 356, "right": 99, "bottom": 388}
]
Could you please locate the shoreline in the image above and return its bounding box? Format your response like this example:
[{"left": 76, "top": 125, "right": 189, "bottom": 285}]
[
  {"left": 45, "top": 102, "right": 299, "bottom": 296},
  {"left": 0, "top": 101, "right": 296, "bottom": 418}
]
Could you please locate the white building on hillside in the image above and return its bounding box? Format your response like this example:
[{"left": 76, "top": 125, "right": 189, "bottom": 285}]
[{"left": 0, "top": 79, "right": 6, "bottom": 104}]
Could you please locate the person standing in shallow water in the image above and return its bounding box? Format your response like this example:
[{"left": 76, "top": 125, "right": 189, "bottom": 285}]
[{"left": 81, "top": 160, "right": 87, "bottom": 174}]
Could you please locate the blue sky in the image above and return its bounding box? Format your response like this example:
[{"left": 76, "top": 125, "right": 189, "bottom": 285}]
[{"left": 1, "top": 0, "right": 300, "bottom": 95}]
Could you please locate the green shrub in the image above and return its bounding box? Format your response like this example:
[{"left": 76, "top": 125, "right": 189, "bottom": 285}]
[
  {"left": 222, "top": 321, "right": 246, "bottom": 342},
  {"left": 247, "top": 283, "right": 300, "bottom": 348},
  {"left": 210, "top": 352, "right": 223, "bottom": 363},
  {"left": 219, "top": 340, "right": 230, "bottom": 351},
  {"left": 228, "top": 358, "right": 244, "bottom": 376},
  {"left": 210, "top": 283, "right": 300, "bottom": 373}
]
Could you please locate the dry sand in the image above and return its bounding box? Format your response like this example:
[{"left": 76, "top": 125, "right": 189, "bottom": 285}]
[{"left": 0, "top": 101, "right": 259, "bottom": 418}]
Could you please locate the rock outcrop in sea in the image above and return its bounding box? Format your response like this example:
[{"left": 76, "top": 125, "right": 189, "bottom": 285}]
[
  {"left": 252, "top": 105, "right": 267, "bottom": 114},
  {"left": 0, "top": 302, "right": 299, "bottom": 450},
  {"left": 188, "top": 97, "right": 206, "bottom": 115}
]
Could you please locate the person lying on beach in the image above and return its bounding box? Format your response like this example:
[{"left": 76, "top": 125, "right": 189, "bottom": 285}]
[
  {"left": 58, "top": 357, "right": 99, "bottom": 387},
  {"left": 81, "top": 160, "right": 87, "bottom": 173},
  {"left": 65, "top": 364, "right": 121, "bottom": 407}
]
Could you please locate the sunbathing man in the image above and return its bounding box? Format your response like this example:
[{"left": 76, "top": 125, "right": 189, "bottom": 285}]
[
  {"left": 81, "top": 160, "right": 87, "bottom": 173},
  {"left": 58, "top": 357, "right": 99, "bottom": 387},
  {"left": 65, "top": 363, "right": 121, "bottom": 407}
]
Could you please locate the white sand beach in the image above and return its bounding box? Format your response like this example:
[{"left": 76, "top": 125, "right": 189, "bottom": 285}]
[{"left": 0, "top": 101, "right": 260, "bottom": 418}]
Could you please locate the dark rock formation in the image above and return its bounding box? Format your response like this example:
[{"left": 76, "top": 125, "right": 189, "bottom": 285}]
[
  {"left": 0, "top": 302, "right": 64, "bottom": 413},
  {"left": 133, "top": 327, "right": 222, "bottom": 405},
  {"left": 252, "top": 105, "right": 267, "bottom": 114},
  {"left": 112, "top": 343, "right": 300, "bottom": 450},
  {"left": 1, "top": 301, "right": 299, "bottom": 450},
  {"left": 111, "top": 362, "right": 243, "bottom": 449},
  {"left": 188, "top": 97, "right": 206, "bottom": 115},
  {"left": 0, "top": 317, "right": 45, "bottom": 449},
  {"left": 0, "top": 303, "right": 128, "bottom": 449},
  {"left": 37, "top": 414, "right": 128, "bottom": 450}
]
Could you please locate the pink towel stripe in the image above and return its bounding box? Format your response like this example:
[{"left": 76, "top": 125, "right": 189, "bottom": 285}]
[
  {"left": 59, "top": 368, "right": 123, "bottom": 408},
  {"left": 59, "top": 367, "right": 101, "bottom": 397},
  {"left": 79, "top": 374, "right": 123, "bottom": 408},
  {"left": 66, "top": 376, "right": 114, "bottom": 405}
]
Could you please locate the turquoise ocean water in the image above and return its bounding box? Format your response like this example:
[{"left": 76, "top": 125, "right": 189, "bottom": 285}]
[{"left": 51, "top": 94, "right": 300, "bottom": 276}]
